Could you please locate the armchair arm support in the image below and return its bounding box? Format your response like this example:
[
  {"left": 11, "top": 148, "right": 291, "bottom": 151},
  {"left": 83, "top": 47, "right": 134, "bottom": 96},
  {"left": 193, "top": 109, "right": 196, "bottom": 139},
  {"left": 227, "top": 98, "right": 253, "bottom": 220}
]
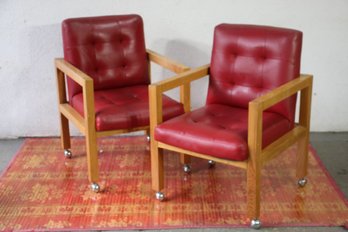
[
  {"left": 149, "top": 64, "right": 210, "bottom": 139},
  {"left": 146, "top": 49, "right": 190, "bottom": 74},
  {"left": 55, "top": 58, "right": 96, "bottom": 134},
  {"left": 151, "top": 64, "right": 210, "bottom": 93},
  {"left": 250, "top": 74, "right": 313, "bottom": 111},
  {"left": 147, "top": 49, "right": 193, "bottom": 112},
  {"left": 248, "top": 74, "right": 313, "bottom": 167},
  {"left": 55, "top": 58, "right": 94, "bottom": 87}
]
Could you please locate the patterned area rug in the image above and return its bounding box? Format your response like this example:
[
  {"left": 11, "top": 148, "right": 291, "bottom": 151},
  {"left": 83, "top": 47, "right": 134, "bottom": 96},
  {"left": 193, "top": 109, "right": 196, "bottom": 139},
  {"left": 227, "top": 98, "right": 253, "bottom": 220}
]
[{"left": 0, "top": 136, "right": 347, "bottom": 231}]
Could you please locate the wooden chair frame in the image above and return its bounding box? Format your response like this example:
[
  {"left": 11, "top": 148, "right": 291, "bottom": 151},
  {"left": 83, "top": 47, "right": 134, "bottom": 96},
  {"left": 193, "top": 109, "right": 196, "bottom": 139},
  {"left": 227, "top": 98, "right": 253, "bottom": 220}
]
[
  {"left": 149, "top": 64, "right": 313, "bottom": 227},
  {"left": 55, "top": 49, "right": 189, "bottom": 192}
]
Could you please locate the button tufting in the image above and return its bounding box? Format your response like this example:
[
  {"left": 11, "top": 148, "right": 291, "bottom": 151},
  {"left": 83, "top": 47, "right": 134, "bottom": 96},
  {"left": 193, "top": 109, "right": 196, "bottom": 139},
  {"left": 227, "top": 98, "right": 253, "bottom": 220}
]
[
  {"left": 63, "top": 15, "right": 151, "bottom": 103},
  {"left": 209, "top": 112, "right": 217, "bottom": 117},
  {"left": 260, "top": 54, "right": 268, "bottom": 60},
  {"left": 218, "top": 125, "right": 226, "bottom": 129},
  {"left": 230, "top": 52, "right": 238, "bottom": 58}
]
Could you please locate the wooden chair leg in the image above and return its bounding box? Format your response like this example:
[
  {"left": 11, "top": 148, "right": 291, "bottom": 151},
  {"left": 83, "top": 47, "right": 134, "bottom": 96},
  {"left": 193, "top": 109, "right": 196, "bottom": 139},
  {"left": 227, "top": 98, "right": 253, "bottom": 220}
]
[
  {"left": 296, "top": 134, "right": 309, "bottom": 182},
  {"left": 180, "top": 153, "right": 191, "bottom": 173},
  {"left": 146, "top": 129, "right": 151, "bottom": 142},
  {"left": 59, "top": 113, "right": 71, "bottom": 150},
  {"left": 180, "top": 153, "right": 191, "bottom": 165},
  {"left": 151, "top": 141, "right": 164, "bottom": 192},
  {"left": 85, "top": 129, "right": 100, "bottom": 191},
  {"left": 247, "top": 162, "right": 261, "bottom": 222}
]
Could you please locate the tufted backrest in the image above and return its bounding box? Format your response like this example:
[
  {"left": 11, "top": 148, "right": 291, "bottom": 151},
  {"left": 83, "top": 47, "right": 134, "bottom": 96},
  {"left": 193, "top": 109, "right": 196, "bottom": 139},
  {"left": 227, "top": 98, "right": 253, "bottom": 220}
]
[
  {"left": 62, "top": 15, "right": 149, "bottom": 100},
  {"left": 207, "top": 24, "right": 302, "bottom": 123}
]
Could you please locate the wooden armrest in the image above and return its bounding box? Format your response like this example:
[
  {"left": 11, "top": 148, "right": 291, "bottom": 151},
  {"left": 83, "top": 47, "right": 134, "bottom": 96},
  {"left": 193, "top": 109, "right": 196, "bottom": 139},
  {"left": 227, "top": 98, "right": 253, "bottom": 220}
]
[
  {"left": 149, "top": 64, "right": 210, "bottom": 133},
  {"left": 55, "top": 58, "right": 95, "bottom": 126},
  {"left": 55, "top": 58, "right": 93, "bottom": 87},
  {"left": 248, "top": 74, "right": 313, "bottom": 164},
  {"left": 146, "top": 49, "right": 190, "bottom": 74},
  {"left": 150, "top": 64, "right": 210, "bottom": 93},
  {"left": 250, "top": 74, "right": 313, "bottom": 111}
]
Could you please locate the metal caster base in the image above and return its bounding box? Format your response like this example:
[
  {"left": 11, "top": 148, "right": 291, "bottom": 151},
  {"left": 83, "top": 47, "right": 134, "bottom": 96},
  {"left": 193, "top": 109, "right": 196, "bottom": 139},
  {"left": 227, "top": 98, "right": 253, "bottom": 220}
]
[
  {"left": 64, "top": 149, "right": 72, "bottom": 158},
  {"left": 91, "top": 183, "right": 101, "bottom": 193},
  {"left": 250, "top": 219, "right": 261, "bottom": 229},
  {"left": 183, "top": 164, "right": 191, "bottom": 173},
  {"left": 155, "top": 192, "right": 165, "bottom": 201},
  {"left": 208, "top": 160, "right": 216, "bottom": 168},
  {"left": 298, "top": 178, "right": 307, "bottom": 187}
]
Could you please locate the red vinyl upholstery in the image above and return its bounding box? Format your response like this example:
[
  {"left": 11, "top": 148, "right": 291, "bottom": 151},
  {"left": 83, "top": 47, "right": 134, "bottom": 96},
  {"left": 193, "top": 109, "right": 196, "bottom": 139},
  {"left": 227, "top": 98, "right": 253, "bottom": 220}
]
[
  {"left": 207, "top": 24, "right": 302, "bottom": 123},
  {"left": 71, "top": 85, "right": 184, "bottom": 131},
  {"left": 155, "top": 24, "right": 302, "bottom": 161},
  {"left": 62, "top": 15, "right": 150, "bottom": 101},
  {"left": 62, "top": 15, "right": 184, "bottom": 131},
  {"left": 155, "top": 104, "right": 292, "bottom": 161}
]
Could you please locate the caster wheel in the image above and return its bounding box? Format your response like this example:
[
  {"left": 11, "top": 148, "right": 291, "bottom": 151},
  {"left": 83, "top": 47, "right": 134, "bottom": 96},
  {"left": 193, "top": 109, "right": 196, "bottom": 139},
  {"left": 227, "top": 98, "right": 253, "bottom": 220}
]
[
  {"left": 91, "top": 183, "right": 101, "bottom": 193},
  {"left": 298, "top": 178, "right": 307, "bottom": 187},
  {"left": 208, "top": 160, "right": 216, "bottom": 168},
  {"left": 146, "top": 135, "right": 150, "bottom": 142},
  {"left": 155, "top": 192, "right": 165, "bottom": 201},
  {"left": 183, "top": 164, "right": 191, "bottom": 173},
  {"left": 64, "top": 149, "right": 72, "bottom": 158},
  {"left": 250, "top": 219, "right": 261, "bottom": 229}
]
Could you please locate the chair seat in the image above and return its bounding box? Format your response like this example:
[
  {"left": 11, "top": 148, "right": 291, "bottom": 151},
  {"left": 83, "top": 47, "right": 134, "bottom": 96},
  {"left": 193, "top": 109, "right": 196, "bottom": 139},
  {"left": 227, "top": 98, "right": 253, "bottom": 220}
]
[
  {"left": 71, "top": 85, "right": 184, "bottom": 131},
  {"left": 155, "top": 104, "right": 293, "bottom": 161}
]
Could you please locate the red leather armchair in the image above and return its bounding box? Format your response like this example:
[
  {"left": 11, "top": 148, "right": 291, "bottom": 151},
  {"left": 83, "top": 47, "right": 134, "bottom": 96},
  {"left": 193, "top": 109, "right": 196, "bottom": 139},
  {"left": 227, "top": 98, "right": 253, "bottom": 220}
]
[
  {"left": 55, "top": 15, "right": 187, "bottom": 192},
  {"left": 149, "top": 24, "right": 313, "bottom": 228}
]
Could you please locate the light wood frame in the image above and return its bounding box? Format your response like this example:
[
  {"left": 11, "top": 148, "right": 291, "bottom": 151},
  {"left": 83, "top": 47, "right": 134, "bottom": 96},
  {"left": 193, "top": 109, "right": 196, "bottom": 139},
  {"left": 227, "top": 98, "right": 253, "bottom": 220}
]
[
  {"left": 55, "top": 49, "right": 189, "bottom": 190},
  {"left": 149, "top": 64, "right": 313, "bottom": 223}
]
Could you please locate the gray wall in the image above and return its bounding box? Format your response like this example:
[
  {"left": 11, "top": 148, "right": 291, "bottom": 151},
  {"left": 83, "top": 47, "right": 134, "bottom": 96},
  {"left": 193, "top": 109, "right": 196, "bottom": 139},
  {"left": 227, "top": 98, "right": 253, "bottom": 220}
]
[{"left": 1, "top": 0, "right": 348, "bottom": 138}]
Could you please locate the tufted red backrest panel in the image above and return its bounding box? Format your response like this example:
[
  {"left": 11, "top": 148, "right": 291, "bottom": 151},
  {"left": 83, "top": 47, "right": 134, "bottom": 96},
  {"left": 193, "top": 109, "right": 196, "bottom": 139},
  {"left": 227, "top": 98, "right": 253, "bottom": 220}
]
[
  {"left": 207, "top": 24, "right": 302, "bottom": 123},
  {"left": 62, "top": 15, "right": 149, "bottom": 100}
]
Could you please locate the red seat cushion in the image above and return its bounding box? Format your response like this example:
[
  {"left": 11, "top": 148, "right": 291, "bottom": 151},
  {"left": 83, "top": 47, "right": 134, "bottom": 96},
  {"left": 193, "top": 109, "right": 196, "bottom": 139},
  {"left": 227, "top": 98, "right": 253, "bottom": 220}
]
[
  {"left": 155, "top": 104, "right": 292, "bottom": 161},
  {"left": 72, "top": 85, "right": 184, "bottom": 131}
]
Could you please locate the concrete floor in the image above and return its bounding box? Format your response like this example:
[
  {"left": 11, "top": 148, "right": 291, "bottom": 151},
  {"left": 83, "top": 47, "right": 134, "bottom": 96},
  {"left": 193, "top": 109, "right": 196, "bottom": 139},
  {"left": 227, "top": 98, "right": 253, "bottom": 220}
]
[{"left": 0, "top": 132, "right": 347, "bottom": 231}]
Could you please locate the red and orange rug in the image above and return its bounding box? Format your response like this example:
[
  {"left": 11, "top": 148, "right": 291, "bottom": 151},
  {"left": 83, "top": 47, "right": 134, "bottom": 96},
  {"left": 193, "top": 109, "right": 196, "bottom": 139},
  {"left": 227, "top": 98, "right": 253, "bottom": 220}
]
[{"left": 0, "top": 136, "right": 347, "bottom": 231}]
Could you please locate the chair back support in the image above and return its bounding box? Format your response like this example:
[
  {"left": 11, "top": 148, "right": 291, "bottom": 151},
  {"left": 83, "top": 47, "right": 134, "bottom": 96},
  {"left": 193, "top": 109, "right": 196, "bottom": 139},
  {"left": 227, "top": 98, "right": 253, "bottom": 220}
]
[
  {"left": 207, "top": 24, "right": 302, "bottom": 123},
  {"left": 62, "top": 15, "right": 149, "bottom": 100}
]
